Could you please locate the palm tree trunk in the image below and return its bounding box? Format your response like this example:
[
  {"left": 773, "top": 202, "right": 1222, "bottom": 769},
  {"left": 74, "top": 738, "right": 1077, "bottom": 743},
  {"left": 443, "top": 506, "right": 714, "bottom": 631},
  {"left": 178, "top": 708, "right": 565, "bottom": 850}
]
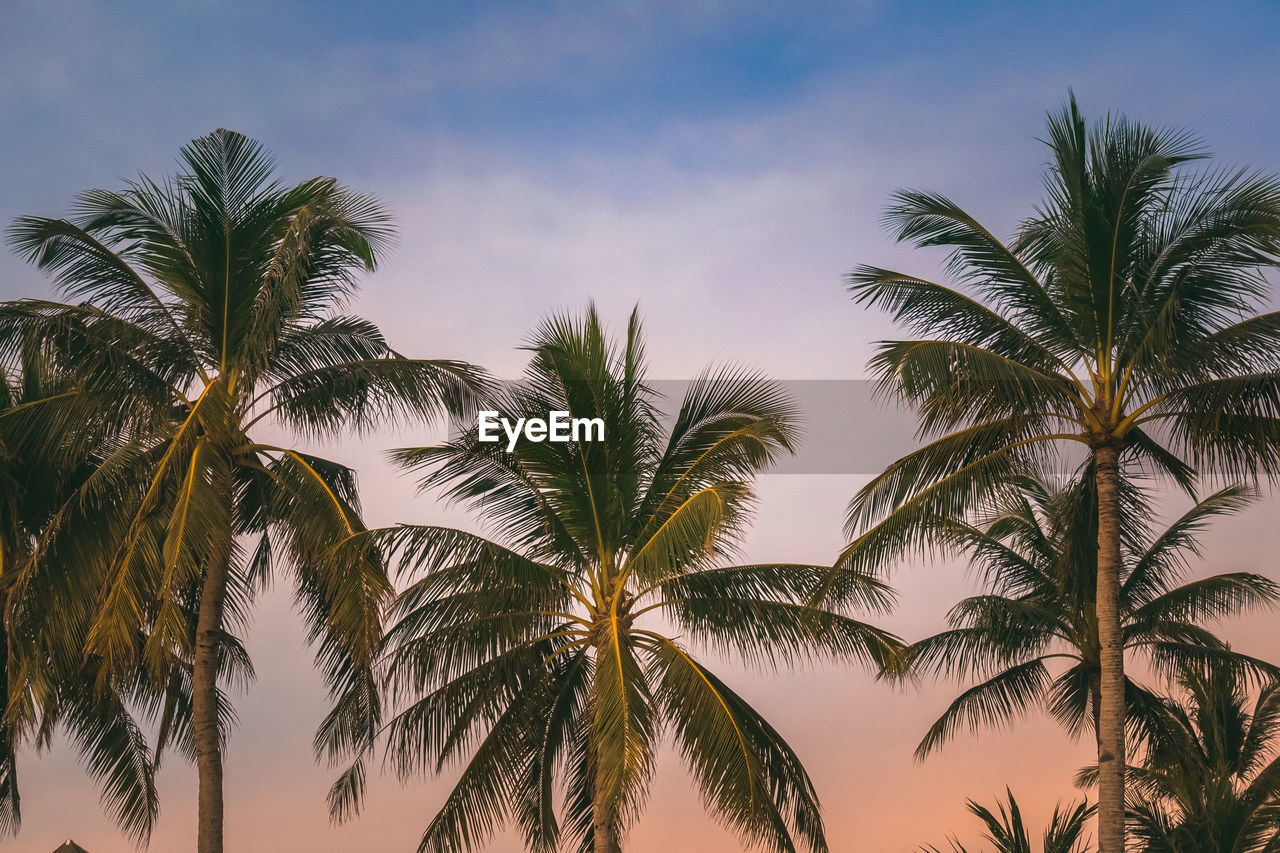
[
  {"left": 1093, "top": 443, "right": 1126, "bottom": 853},
  {"left": 592, "top": 772, "right": 621, "bottom": 853},
  {"left": 592, "top": 818, "right": 620, "bottom": 852},
  {"left": 193, "top": 546, "right": 229, "bottom": 853}
]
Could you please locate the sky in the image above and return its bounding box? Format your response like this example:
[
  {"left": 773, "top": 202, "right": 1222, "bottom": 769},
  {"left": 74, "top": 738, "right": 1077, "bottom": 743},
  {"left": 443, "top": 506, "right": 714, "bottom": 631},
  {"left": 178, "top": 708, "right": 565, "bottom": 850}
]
[{"left": 4, "top": 1, "right": 1280, "bottom": 850}]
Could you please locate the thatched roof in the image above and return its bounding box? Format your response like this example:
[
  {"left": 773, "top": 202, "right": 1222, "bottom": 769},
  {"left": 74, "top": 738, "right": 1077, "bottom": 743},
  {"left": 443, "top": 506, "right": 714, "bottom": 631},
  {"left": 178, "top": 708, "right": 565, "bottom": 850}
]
[{"left": 53, "top": 841, "right": 90, "bottom": 853}]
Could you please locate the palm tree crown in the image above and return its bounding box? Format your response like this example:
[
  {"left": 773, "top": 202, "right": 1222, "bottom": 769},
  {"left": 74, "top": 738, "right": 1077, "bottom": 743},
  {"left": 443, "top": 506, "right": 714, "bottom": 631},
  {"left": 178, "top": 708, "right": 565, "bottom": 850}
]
[
  {"left": 2, "top": 128, "right": 484, "bottom": 853},
  {"left": 907, "top": 472, "right": 1279, "bottom": 758},
  {"left": 920, "top": 789, "right": 1095, "bottom": 853},
  {"left": 332, "top": 306, "right": 904, "bottom": 853},
  {"left": 1119, "top": 664, "right": 1280, "bottom": 852}
]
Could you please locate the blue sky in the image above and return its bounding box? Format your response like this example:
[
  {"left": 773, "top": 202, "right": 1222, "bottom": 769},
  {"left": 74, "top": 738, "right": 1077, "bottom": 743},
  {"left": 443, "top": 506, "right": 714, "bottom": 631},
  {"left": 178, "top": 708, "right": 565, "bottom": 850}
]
[
  {"left": 5, "top": 2, "right": 1280, "bottom": 851},
  {"left": 7, "top": 1, "right": 1280, "bottom": 381},
  {"left": 8, "top": 1, "right": 1280, "bottom": 201}
]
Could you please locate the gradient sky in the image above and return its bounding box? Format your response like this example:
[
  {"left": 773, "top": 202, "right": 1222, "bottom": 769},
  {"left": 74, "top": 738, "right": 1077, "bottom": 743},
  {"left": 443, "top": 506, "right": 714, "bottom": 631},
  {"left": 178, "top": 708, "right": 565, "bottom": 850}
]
[{"left": 4, "top": 1, "right": 1280, "bottom": 851}]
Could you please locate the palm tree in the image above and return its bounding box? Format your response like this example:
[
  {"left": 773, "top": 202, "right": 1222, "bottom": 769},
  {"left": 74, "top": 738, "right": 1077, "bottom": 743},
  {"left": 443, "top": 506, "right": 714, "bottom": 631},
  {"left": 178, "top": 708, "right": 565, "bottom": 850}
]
[
  {"left": 839, "top": 95, "right": 1280, "bottom": 851},
  {"left": 0, "top": 341, "right": 159, "bottom": 840},
  {"left": 3, "top": 129, "right": 484, "bottom": 853},
  {"left": 908, "top": 471, "right": 1280, "bottom": 759},
  {"left": 1102, "top": 664, "right": 1280, "bottom": 852},
  {"left": 919, "top": 789, "right": 1095, "bottom": 853},
  {"left": 329, "top": 306, "right": 904, "bottom": 853}
]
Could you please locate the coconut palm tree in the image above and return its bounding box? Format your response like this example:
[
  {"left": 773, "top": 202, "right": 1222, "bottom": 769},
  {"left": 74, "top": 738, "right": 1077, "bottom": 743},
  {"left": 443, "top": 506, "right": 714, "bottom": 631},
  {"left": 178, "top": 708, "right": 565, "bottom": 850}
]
[
  {"left": 329, "top": 306, "right": 903, "bottom": 853},
  {"left": 3, "top": 129, "right": 484, "bottom": 853},
  {"left": 839, "top": 95, "right": 1280, "bottom": 851},
  {"left": 1095, "top": 664, "right": 1280, "bottom": 852},
  {"left": 919, "top": 789, "right": 1095, "bottom": 853},
  {"left": 0, "top": 343, "right": 159, "bottom": 840},
  {"left": 908, "top": 471, "right": 1280, "bottom": 759}
]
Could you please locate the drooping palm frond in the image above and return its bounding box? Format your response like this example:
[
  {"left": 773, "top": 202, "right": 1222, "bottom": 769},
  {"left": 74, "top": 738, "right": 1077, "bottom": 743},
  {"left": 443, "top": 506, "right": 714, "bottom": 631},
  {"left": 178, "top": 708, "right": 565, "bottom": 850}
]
[{"left": 0, "top": 346, "right": 161, "bottom": 840}]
